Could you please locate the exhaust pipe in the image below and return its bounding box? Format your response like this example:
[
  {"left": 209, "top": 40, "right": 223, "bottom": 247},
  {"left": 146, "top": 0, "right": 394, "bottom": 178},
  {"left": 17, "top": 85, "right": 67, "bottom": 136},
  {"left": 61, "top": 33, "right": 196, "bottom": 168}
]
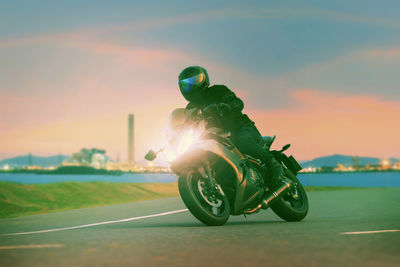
[
  {"left": 244, "top": 180, "right": 291, "bottom": 214},
  {"left": 261, "top": 179, "right": 291, "bottom": 209}
]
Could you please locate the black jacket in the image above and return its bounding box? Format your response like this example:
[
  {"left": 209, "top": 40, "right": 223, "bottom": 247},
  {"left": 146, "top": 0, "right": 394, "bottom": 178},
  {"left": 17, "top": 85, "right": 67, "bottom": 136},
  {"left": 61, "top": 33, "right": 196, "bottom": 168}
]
[{"left": 185, "top": 85, "right": 253, "bottom": 132}]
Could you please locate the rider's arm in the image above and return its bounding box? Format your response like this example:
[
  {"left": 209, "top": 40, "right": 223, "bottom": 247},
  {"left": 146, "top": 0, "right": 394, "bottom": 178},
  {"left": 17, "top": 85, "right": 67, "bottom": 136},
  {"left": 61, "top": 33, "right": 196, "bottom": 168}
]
[
  {"left": 222, "top": 91, "right": 244, "bottom": 112},
  {"left": 212, "top": 85, "right": 244, "bottom": 112}
]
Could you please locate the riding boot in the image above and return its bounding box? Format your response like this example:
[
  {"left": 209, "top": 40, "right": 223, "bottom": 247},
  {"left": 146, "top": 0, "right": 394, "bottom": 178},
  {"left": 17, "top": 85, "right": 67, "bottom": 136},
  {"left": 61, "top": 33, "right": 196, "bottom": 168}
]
[{"left": 264, "top": 157, "right": 284, "bottom": 189}]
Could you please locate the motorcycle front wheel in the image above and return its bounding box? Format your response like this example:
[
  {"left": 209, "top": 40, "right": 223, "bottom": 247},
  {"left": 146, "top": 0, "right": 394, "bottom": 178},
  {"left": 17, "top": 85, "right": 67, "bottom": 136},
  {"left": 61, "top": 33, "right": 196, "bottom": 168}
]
[
  {"left": 178, "top": 171, "right": 230, "bottom": 226},
  {"left": 270, "top": 169, "right": 309, "bottom": 221}
]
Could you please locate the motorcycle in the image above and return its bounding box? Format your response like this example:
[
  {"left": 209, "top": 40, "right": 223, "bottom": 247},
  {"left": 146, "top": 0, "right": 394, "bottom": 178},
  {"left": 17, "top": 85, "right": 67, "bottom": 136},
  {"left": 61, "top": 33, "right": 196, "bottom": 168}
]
[{"left": 145, "top": 105, "right": 308, "bottom": 226}]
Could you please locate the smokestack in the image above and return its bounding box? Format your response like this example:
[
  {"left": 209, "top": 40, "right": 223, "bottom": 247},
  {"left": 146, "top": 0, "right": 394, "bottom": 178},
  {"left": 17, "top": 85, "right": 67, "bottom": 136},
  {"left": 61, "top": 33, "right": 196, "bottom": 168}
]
[{"left": 128, "top": 114, "right": 134, "bottom": 164}]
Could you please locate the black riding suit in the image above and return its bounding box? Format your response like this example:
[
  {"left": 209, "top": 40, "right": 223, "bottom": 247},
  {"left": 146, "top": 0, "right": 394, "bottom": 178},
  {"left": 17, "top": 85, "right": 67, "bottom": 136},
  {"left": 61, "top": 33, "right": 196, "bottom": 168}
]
[{"left": 185, "top": 85, "right": 277, "bottom": 179}]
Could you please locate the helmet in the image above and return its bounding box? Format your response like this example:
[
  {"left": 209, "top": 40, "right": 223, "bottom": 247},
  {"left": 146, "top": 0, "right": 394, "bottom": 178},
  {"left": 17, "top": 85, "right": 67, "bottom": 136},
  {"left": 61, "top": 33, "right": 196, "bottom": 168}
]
[{"left": 178, "top": 66, "right": 210, "bottom": 102}]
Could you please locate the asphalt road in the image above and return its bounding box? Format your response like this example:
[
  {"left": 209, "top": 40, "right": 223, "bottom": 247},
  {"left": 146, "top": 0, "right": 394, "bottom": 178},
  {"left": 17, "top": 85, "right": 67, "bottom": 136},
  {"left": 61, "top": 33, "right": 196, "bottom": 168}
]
[{"left": 0, "top": 188, "right": 399, "bottom": 267}]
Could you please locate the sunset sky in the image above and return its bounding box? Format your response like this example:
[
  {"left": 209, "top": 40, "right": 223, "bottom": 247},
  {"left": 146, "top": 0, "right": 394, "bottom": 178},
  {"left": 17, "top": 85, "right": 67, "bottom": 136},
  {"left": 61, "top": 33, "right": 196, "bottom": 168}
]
[{"left": 1, "top": 1, "right": 399, "bottom": 162}]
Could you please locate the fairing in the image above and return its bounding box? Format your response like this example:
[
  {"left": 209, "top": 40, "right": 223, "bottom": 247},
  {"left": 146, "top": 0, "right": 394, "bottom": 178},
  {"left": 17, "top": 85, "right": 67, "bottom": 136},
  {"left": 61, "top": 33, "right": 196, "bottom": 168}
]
[{"left": 171, "top": 139, "right": 265, "bottom": 214}]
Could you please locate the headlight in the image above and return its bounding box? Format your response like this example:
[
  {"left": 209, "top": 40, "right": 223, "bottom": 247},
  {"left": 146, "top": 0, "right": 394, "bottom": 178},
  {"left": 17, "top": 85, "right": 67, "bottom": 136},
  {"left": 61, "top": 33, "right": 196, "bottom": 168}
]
[
  {"left": 177, "top": 129, "right": 196, "bottom": 155},
  {"left": 164, "top": 149, "right": 177, "bottom": 162},
  {"left": 164, "top": 128, "right": 201, "bottom": 162}
]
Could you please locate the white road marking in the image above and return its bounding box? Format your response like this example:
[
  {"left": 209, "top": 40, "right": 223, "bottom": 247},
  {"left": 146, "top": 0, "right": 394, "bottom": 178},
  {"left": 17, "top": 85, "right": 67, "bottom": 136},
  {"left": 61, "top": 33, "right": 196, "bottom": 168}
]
[
  {"left": 0, "top": 209, "right": 188, "bottom": 236},
  {"left": 341, "top": 229, "right": 400, "bottom": 235},
  {"left": 0, "top": 244, "right": 64, "bottom": 250}
]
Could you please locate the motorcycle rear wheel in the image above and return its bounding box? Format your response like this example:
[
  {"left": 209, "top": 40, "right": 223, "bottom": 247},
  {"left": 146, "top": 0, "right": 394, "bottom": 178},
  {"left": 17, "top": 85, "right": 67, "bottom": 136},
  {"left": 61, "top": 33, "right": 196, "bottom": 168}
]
[
  {"left": 178, "top": 171, "right": 230, "bottom": 226},
  {"left": 270, "top": 169, "right": 309, "bottom": 221}
]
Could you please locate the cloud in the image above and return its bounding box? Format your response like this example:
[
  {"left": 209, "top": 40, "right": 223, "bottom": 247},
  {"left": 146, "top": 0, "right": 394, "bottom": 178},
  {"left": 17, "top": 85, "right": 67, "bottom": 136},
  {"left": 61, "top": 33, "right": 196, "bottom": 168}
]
[
  {"left": 366, "top": 47, "right": 400, "bottom": 60},
  {"left": 1, "top": 5, "right": 400, "bottom": 160},
  {"left": 248, "top": 89, "right": 400, "bottom": 160},
  {"left": 239, "top": 42, "right": 400, "bottom": 108},
  {"left": 0, "top": 36, "right": 195, "bottom": 139},
  {"left": 0, "top": 36, "right": 197, "bottom": 160},
  {"left": 2, "top": 34, "right": 400, "bottom": 160},
  {"left": 246, "top": 8, "right": 400, "bottom": 29},
  {"left": 0, "top": 110, "right": 172, "bottom": 161},
  {"left": 2, "top": 6, "right": 400, "bottom": 50},
  {"left": 0, "top": 10, "right": 222, "bottom": 49}
]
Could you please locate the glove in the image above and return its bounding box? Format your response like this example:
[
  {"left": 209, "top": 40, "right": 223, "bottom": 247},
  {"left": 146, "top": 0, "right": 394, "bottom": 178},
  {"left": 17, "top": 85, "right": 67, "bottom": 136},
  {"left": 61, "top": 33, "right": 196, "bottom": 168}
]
[
  {"left": 222, "top": 92, "right": 244, "bottom": 112},
  {"left": 185, "top": 108, "right": 201, "bottom": 122}
]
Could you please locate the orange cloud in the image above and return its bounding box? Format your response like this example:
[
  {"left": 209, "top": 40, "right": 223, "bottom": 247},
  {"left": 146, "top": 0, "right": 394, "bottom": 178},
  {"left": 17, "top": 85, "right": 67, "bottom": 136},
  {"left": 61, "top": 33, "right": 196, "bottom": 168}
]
[
  {"left": 0, "top": 9, "right": 227, "bottom": 50},
  {"left": 248, "top": 89, "right": 400, "bottom": 160},
  {"left": 2, "top": 20, "right": 400, "bottom": 161},
  {"left": 366, "top": 47, "right": 400, "bottom": 60},
  {"left": 0, "top": 37, "right": 193, "bottom": 160},
  {"left": 0, "top": 104, "right": 176, "bottom": 162},
  {"left": 0, "top": 73, "right": 186, "bottom": 161},
  {"left": 2, "top": 88, "right": 399, "bottom": 161},
  {"left": 0, "top": 36, "right": 193, "bottom": 125}
]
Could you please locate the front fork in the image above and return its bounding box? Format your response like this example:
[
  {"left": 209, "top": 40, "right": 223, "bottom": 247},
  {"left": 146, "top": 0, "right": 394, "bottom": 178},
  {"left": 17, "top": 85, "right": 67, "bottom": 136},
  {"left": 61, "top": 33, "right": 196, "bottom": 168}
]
[{"left": 198, "top": 161, "right": 225, "bottom": 197}]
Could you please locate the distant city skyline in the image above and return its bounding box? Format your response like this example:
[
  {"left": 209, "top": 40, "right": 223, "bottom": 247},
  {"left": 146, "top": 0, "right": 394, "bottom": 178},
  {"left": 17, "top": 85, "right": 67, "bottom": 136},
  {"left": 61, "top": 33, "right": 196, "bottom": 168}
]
[
  {"left": 1, "top": 1, "right": 399, "bottom": 161},
  {"left": 1, "top": 152, "right": 398, "bottom": 169}
]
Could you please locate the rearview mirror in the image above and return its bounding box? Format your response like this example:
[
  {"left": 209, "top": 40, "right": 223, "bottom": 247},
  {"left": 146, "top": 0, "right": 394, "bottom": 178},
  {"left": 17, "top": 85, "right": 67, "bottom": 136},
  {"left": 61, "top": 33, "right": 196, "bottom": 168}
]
[
  {"left": 281, "top": 144, "right": 291, "bottom": 152},
  {"left": 145, "top": 150, "right": 157, "bottom": 161}
]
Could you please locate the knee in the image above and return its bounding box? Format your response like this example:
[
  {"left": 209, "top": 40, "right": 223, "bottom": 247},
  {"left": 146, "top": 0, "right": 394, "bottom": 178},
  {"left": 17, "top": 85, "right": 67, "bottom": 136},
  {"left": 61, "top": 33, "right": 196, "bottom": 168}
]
[{"left": 234, "top": 136, "right": 254, "bottom": 154}]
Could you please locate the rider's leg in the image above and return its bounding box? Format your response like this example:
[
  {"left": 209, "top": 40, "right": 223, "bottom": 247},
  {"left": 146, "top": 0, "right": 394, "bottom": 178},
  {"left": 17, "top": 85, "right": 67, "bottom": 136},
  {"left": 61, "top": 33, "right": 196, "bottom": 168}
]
[{"left": 233, "top": 126, "right": 283, "bottom": 187}]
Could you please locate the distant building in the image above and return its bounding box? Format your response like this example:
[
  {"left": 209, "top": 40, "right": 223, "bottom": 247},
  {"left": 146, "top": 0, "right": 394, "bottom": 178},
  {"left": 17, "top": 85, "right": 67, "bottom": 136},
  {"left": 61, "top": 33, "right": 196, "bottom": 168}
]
[
  {"left": 299, "top": 167, "right": 317, "bottom": 173},
  {"left": 334, "top": 163, "right": 355, "bottom": 172},
  {"left": 380, "top": 159, "right": 391, "bottom": 170},
  {"left": 128, "top": 114, "right": 135, "bottom": 164},
  {"left": 2, "top": 164, "right": 11, "bottom": 170},
  {"left": 63, "top": 148, "right": 107, "bottom": 169},
  {"left": 393, "top": 162, "right": 400, "bottom": 170},
  {"left": 26, "top": 165, "right": 42, "bottom": 170}
]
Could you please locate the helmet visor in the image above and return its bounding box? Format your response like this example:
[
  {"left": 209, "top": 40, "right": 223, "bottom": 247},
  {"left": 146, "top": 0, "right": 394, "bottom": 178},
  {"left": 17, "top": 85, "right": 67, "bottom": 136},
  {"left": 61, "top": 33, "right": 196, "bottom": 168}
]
[{"left": 179, "top": 73, "right": 205, "bottom": 93}]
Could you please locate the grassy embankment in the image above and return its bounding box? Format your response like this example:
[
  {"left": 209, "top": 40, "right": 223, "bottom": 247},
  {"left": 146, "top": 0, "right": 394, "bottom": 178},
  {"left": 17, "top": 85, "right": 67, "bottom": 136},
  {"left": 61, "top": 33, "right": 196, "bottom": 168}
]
[
  {"left": 0, "top": 181, "right": 178, "bottom": 219},
  {"left": 0, "top": 181, "right": 367, "bottom": 219}
]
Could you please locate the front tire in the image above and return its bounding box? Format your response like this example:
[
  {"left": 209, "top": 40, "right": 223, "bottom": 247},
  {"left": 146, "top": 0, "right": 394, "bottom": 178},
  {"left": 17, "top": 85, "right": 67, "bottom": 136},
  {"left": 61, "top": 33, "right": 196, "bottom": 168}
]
[
  {"left": 270, "top": 169, "right": 309, "bottom": 221},
  {"left": 178, "top": 171, "right": 230, "bottom": 226}
]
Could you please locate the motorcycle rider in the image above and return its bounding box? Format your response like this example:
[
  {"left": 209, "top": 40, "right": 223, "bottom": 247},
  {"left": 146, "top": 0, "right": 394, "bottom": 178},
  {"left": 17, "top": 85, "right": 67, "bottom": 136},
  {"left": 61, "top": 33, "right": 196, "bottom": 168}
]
[{"left": 178, "top": 65, "right": 284, "bottom": 189}]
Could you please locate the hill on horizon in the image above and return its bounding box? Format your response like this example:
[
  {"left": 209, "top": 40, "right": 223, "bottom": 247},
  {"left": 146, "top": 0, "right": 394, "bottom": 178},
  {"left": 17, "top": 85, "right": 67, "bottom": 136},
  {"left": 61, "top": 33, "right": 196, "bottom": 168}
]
[
  {"left": 301, "top": 154, "right": 400, "bottom": 168},
  {"left": 1, "top": 153, "right": 399, "bottom": 168},
  {"left": 0, "top": 154, "right": 70, "bottom": 167}
]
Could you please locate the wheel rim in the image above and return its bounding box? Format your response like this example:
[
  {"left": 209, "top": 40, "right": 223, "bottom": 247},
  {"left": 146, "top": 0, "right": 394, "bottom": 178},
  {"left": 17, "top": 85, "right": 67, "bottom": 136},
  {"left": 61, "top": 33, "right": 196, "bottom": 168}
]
[
  {"left": 190, "top": 174, "right": 227, "bottom": 216},
  {"left": 197, "top": 180, "right": 223, "bottom": 207},
  {"left": 283, "top": 179, "right": 306, "bottom": 210}
]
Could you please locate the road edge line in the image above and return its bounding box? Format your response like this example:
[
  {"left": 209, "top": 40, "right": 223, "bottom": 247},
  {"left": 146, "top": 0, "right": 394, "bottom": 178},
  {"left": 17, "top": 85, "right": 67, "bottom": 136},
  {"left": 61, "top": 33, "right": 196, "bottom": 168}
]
[
  {"left": 0, "top": 209, "right": 189, "bottom": 236},
  {"left": 341, "top": 229, "right": 400, "bottom": 235}
]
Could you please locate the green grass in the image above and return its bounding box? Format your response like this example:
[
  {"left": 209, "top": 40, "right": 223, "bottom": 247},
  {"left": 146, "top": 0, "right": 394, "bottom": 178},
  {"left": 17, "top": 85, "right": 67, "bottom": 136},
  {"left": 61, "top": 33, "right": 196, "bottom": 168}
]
[
  {"left": 304, "top": 186, "right": 366, "bottom": 192},
  {"left": 0, "top": 181, "right": 375, "bottom": 219},
  {"left": 0, "top": 181, "right": 179, "bottom": 219}
]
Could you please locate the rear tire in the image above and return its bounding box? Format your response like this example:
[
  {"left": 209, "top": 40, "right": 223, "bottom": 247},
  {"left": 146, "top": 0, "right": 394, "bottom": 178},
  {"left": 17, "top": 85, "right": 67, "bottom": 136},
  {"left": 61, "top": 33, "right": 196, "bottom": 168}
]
[
  {"left": 178, "top": 171, "right": 230, "bottom": 226},
  {"left": 270, "top": 169, "right": 309, "bottom": 221}
]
